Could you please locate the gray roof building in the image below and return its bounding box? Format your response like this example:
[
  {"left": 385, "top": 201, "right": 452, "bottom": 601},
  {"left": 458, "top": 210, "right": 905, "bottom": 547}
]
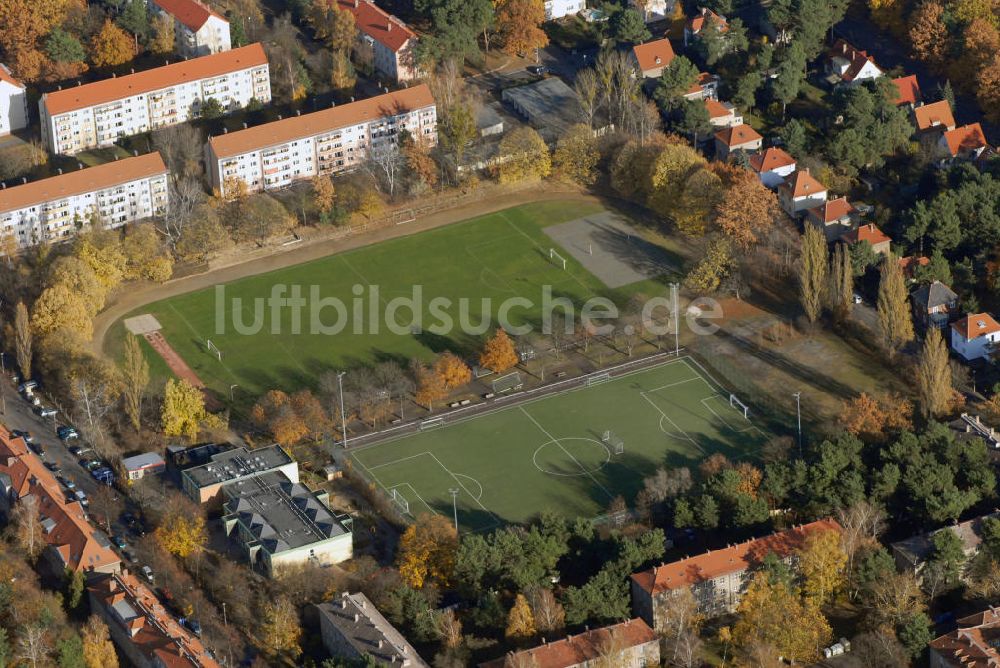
[
  {"left": 912, "top": 280, "right": 958, "bottom": 329},
  {"left": 891, "top": 511, "right": 1000, "bottom": 573},
  {"left": 317, "top": 592, "right": 428, "bottom": 667},
  {"left": 180, "top": 444, "right": 298, "bottom": 505},
  {"left": 121, "top": 452, "right": 166, "bottom": 480},
  {"left": 221, "top": 470, "right": 352, "bottom": 576},
  {"left": 501, "top": 77, "right": 582, "bottom": 141}
]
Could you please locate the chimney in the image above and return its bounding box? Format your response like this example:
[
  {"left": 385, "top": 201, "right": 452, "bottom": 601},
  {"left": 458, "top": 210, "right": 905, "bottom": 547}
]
[
  {"left": 331, "top": 101, "right": 336, "bottom": 108},
  {"left": 243, "top": 122, "right": 248, "bottom": 128},
  {"left": 278, "top": 114, "right": 283, "bottom": 120},
  {"left": 223, "top": 127, "right": 228, "bottom": 133},
  {"left": 21, "top": 177, "right": 27, "bottom": 185},
  {"left": 133, "top": 149, "right": 138, "bottom": 157},
  {"left": 387, "top": 20, "right": 392, "bottom": 31},
  {"left": 296, "top": 109, "right": 301, "bottom": 116},
  {"left": 57, "top": 168, "right": 63, "bottom": 174},
  {"left": 655, "top": 56, "right": 661, "bottom": 64}
]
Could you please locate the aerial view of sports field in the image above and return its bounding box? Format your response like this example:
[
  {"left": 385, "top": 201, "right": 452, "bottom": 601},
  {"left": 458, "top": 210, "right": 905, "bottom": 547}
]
[
  {"left": 350, "top": 357, "right": 768, "bottom": 531},
  {"left": 112, "top": 200, "right": 679, "bottom": 398}
]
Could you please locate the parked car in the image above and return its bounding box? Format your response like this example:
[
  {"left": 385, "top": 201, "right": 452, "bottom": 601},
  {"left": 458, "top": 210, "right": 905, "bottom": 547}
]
[
  {"left": 68, "top": 445, "right": 82, "bottom": 456},
  {"left": 29, "top": 443, "right": 45, "bottom": 456},
  {"left": 11, "top": 430, "right": 33, "bottom": 443},
  {"left": 91, "top": 467, "right": 114, "bottom": 485},
  {"left": 73, "top": 490, "right": 89, "bottom": 507},
  {"left": 44, "top": 461, "right": 60, "bottom": 473},
  {"left": 58, "top": 476, "right": 76, "bottom": 491},
  {"left": 56, "top": 426, "right": 78, "bottom": 441},
  {"left": 180, "top": 618, "right": 202, "bottom": 637},
  {"left": 80, "top": 458, "right": 103, "bottom": 471},
  {"left": 141, "top": 566, "right": 154, "bottom": 584},
  {"left": 527, "top": 64, "right": 548, "bottom": 75},
  {"left": 36, "top": 407, "right": 57, "bottom": 418},
  {"left": 17, "top": 380, "right": 37, "bottom": 393},
  {"left": 111, "top": 535, "right": 128, "bottom": 550}
]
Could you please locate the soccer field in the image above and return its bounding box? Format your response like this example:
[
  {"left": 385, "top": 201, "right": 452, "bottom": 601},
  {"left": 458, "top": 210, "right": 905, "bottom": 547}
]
[
  {"left": 114, "top": 201, "right": 673, "bottom": 397},
  {"left": 349, "top": 357, "right": 768, "bottom": 531}
]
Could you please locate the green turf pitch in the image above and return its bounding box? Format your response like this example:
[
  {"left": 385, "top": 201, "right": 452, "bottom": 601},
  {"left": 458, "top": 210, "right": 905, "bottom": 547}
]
[
  {"left": 350, "top": 357, "right": 768, "bottom": 531},
  {"left": 115, "top": 201, "right": 667, "bottom": 398}
]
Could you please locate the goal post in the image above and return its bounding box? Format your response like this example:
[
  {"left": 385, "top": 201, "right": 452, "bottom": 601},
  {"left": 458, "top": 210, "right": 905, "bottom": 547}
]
[
  {"left": 390, "top": 488, "right": 410, "bottom": 514},
  {"left": 730, "top": 393, "right": 750, "bottom": 420},
  {"left": 549, "top": 248, "right": 567, "bottom": 270},
  {"left": 206, "top": 339, "right": 222, "bottom": 361},
  {"left": 586, "top": 371, "right": 611, "bottom": 387},
  {"left": 602, "top": 430, "right": 624, "bottom": 454},
  {"left": 493, "top": 371, "right": 524, "bottom": 394}
]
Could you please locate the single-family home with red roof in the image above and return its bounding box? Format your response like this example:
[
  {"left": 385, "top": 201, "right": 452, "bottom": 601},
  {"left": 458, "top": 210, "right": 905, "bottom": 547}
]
[
  {"left": 684, "top": 7, "right": 727, "bottom": 46},
  {"left": 683, "top": 72, "right": 720, "bottom": 101},
  {"left": 913, "top": 100, "right": 956, "bottom": 134},
  {"left": 951, "top": 313, "right": 1000, "bottom": 361},
  {"left": 939, "top": 123, "right": 990, "bottom": 164},
  {"left": 749, "top": 146, "right": 796, "bottom": 188},
  {"left": 704, "top": 98, "right": 742, "bottom": 127},
  {"left": 841, "top": 223, "right": 891, "bottom": 255},
  {"left": 778, "top": 169, "right": 827, "bottom": 217},
  {"left": 826, "top": 39, "right": 883, "bottom": 85},
  {"left": 805, "top": 196, "right": 858, "bottom": 241},
  {"left": 891, "top": 75, "right": 921, "bottom": 107},
  {"left": 631, "top": 38, "right": 675, "bottom": 79},
  {"left": 334, "top": 0, "right": 419, "bottom": 82},
  {"left": 714, "top": 123, "right": 761, "bottom": 160},
  {"left": 480, "top": 619, "right": 659, "bottom": 668}
]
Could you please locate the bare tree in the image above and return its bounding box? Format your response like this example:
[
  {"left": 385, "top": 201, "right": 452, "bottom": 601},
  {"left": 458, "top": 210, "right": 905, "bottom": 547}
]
[
  {"left": 152, "top": 124, "right": 204, "bottom": 181},
  {"left": 837, "top": 500, "right": 886, "bottom": 580},
  {"left": 527, "top": 587, "right": 565, "bottom": 634},
  {"left": 375, "top": 361, "right": 414, "bottom": 419},
  {"left": 121, "top": 334, "right": 150, "bottom": 431},
  {"left": 11, "top": 494, "right": 44, "bottom": 560},
  {"left": 574, "top": 68, "right": 601, "bottom": 128},
  {"left": 594, "top": 50, "right": 638, "bottom": 131},
  {"left": 657, "top": 589, "right": 703, "bottom": 668},
  {"left": 14, "top": 301, "right": 31, "bottom": 379},
  {"left": 160, "top": 177, "right": 206, "bottom": 246},
  {"left": 17, "top": 625, "right": 50, "bottom": 668},
  {"left": 367, "top": 143, "right": 402, "bottom": 198}
]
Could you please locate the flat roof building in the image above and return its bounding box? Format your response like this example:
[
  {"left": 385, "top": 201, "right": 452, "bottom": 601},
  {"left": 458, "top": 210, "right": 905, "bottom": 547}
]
[
  {"left": 180, "top": 443, "right": 297, "bottom": 505},
  {"left": 501, "top": 77, "right": 582, "bottom": 142},
  {"left": 0, "top": 152, "right": 168, "bottom": 249},
  {"left": 221, "top": 470, "right": 353, "bottom": 576},
  {"left": 122, "top": 452, "right": 167, "bottom": 481},
  {"left": 317, "top": 592, "right": 427, "bottom": 667}
]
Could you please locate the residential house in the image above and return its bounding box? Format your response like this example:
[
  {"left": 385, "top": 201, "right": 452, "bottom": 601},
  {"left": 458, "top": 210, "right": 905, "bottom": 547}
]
[
  {"left": 891, "top": 74, "right": 921, "bottom": 107},
  {"left": 631, "top": 519, "right": 841, "bottom": 627},
  {"left": 749, "top": 146, "right": 796, "bottom": 188},
  {"left": 705, "top": 98, "right": 742, "bottom": 127},
  {"left": 899, "top": 255, "right": 930, "bottom": 280},
  {"left": 631, "top": 0, "right": 674, "bottom": 22},
  {"left": 939, "top": 123, "right": 990, "bottom": 164},
  {"left": 317, "top": 592, "right": 428, "bottom": 667},
  {"left": 891, "top": 511, "right": 999, "bottom": 576},
  {"left": 480, "top": 619, "right": 659, "bottom": 668},
  {"left": 39, "top": 44, "right": 270, "bottom": 155},
  {"left": 911, "top": 280, "right": 958, "bottom": 330},
  {"left": 841, "top": 223, "right": 891, "bottom": 255},
  {"left": 929, "top": 608, "right": 1000, "bottom": 668},
  {"left": 88, "top": 571, "right": 220, "bottom": 668},
  {"left": 335, "top": 0, "right": 419, "bottom": 82},
  {"left": 683, "top": 72, "right": 720, "bottom": 100},
  {"left": 0, "top": 153, "right": 169, "bottom": 250},
  {"left": 544, "top": 0, "right": 585, "bottom": 19},
  {"left": 0, "top": 427, "right": 121, "bottom": 576},
  {"left": 778, "top": 169, "right": 827, "bottom": 217},
  {"left": 826, "top": 39, "right": 883, "bottom": 85},
  {"left": 714, "top": 123, "right": 761, "bottom": 160},
  {"left": 951, "top": 313, "right": 1000, "bottom": 361},
  {"left": 121, "top": 453, "right": 166, "bottom": 481},
  {"left": 206, "top": 85, "right": 437, "bottom": 196},
  {"left": 631, "top": 38, "right": 675, "bottom": 79},
  {"left": 913, "top": 100, "right": 956, "bottom": 134},
  {"left": 148, "top": 0, "right": 231, "bottom": 57},
  {"left": 684, "top": 7, "right": 727, "bottom": 46},
  {"left": 805, "top": 196, "right": 857, "bottom": 241},
  {"left": 0, "top": 64, "right": 28, "bottom": 136}
]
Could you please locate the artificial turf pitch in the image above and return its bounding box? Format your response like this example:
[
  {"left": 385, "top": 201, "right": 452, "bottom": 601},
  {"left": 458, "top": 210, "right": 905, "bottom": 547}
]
[{"left": 350, "top": 357, "right": 768, "bottom": 531}]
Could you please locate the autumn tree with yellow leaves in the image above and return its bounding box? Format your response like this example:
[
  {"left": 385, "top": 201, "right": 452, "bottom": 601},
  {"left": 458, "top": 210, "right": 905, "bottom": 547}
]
[
  {"left": 435, "top": 352, "right": 472, "bottom": 389},
  {"left": 480, "top": 328, "right": 519, "bottom": 374},
  {"left": 733, "top": 571, "right": 831, "bottom": 664},
  {"left": 82, "top": 616, "right": 119, "bottom": 668},
  {"left": 259, "top": 596, "right": 302, "bottom": 660},
  {"left": 397, "top": 513, "right": 459, "bottom": 589},
  {"left": 90, "top": 19, "right": 134, "bottom": 68},
  {"left": 506, "top": 593, "right": 537, "bottom": 640},
  {"left": 799, "top": 529, "right": 848, "bottom": 606},
  {"left": 495, "top": 0, "right": 548, "bottom": 56},
  {"left": 155, "top": 497, "right": 207, "bottom": 559},
  {"left": 161, "top": 378, "right": 209, "bottom": 440}
]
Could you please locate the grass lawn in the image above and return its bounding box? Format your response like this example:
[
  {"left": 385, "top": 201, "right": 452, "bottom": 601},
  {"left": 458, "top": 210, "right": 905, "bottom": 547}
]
[
  {"left": 113, "top": 201, "right": 675, "bottom": 399},
  {"left": 350, "top": 357, "right": 768, "bottom": 529}
]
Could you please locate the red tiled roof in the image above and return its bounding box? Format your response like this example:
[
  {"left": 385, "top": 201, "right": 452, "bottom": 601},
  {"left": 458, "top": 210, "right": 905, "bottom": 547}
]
[
  {"left": 704, "top": 98, "right": 732, "bottom": 120},
  {"left": 914, "top": 100, "right": 956, "bottom": 132},
  {"left": 828, "top": 39, "right": 881, "bottom": 82},
  {"left": 687, "top": 6, "right": 727, "bottom": 34},
  {"left": 150, "top": 0, "right": 225, "bottom": 32},
  {"left": 479, "top": 619, "right": 656, "bottom": 668},
  {"left": 208, "top": 84, "right": 434, "bottom": 158},
  {"left": 779, "top": 169, "right": 826, "bottom": 199},
  {"left": 930, "top": 608, "right": 1000, "bottom": 667},
  {"left": 686, "top": 72, "right": 716, "bottom": 96},
  {"left": 631, "top": 520, "right": 842, "bottom": 594},
  {"left": 899, "top": 255, "right": 930, "bottom": 273},
  {"left": 842, "top": 222, "right": 890, "bottom": 246},
  {"left": 632, "top": 38, "right": 675, "bottom": 73},
  {"left": 0, "top": 153, "right": 168, "bottom": 215},
  {"left": 41, "top": 44, "right": 267, "bottom": 116},
  {"left": 715, "top": 123, "right": 761, "bottom": 148},
  {"left": 943, "top": 123, "right": 988, "bottom": 157},
  {"left": 749, "top": 147, "right": 796, "bottom": 173},
  {"left": 952, "top": 313, "right": 1000, "bottom": 340},
  {"left": 806, "top": 196, "right": 855, "bottom": 224},
  {"left": 89, "top": 571, "right": 220, "bottom": 667},
  {"left": 334, "top": 0, "right": 415, "bottom": 53},
  {"left": 891, "top": 75, "right": 920, "bottom": 106},
  {"left": 0, "top": 64, "right": 24, "bottom": 89}
]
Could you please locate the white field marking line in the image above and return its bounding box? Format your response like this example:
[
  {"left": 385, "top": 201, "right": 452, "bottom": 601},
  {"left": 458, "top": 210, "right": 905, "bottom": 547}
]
[
  {"left": 657, "top": 414, "right": 685, "bottom": 441},
  {"left": 166, "top": 303, "right": 241, "bottom": 382},
  {"left": 500, "top": 212, "right": 591, "bottom": 291},
  {"left": 532, "top": 439, "right": 610, "bottom": 477},
  {"left": 454, "top": 473, "right": 484, "bottom": 501},
  {"left": 364, "top": 451, "right": 436, "bottom": 471},
  {"left": 348, "top": 355, "right": 699, "bottom": 453},
  {"left": 701, "top": 395, "right": 737, "bottom": 432},
  {"left": 647, "top": 376, "right": 704, "bottom": 393},
  {"left": 390, "top": 482, "right": 436, "bottom": 516},
  {"left": 339, "top": 255, "right": 391, "bottom": 309},
  {"left": 640, "top": 390, "right": 704, "bottom": 454},
  {"left": 426, "top": 452, "right": 502, "bottom": 524},
  {"left": 518, "top": 406, "right": 616, "bottom": 500}
]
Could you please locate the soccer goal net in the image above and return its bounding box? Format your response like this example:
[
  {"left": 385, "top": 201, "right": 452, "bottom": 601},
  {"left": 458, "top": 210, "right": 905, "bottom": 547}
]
[
  {"left": 549, "top": 248, "right": 567, "bottom": 270},
  {"left": 730, "top": 394, "right": 750, "bottom": 419},
  {"left": 420, "top": 417, "right": 445, "bottom": 431},
  {"left": 206, "top": 339, "right": 222, "bottom": 361},
  {"left": 586, "top": 371, "right": 611, "bottom": 387},
  {"left": 493, "top": 371, "right": 524, "bottom": 394},
  {"left": 390, "top": 488, "right": 410, "bottom": 514},
  {"left": 602, "top": 430, "right": 625, "bottom": 455}
]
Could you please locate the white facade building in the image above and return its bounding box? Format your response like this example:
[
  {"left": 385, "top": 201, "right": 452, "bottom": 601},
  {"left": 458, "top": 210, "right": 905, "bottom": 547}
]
[
  {"left": 631, "top": 0, "right": 674, "bottom": 21},
  {"left": 0, "top": 65, "right": 28, "bottom": 136},
  {"left": 148, "top": 0, "right": 232, "bottom": 58},
  {"left": 544, "top": 0, "right": 585, "bottom": 19},
  {"left": 206, "top": 85, "right": 437, "bottom": 197},
  {"left": 336, "top": 0, "right": 419, "bottom": 83},
  {"left": 951, "top": 313, "right": 1000, "bottom": 362},
  {"left": 0, "top": 153, "right": 169, "bottom": 250},
  {"left": 39, "top": 44, "right": 270, "bottom": 155}
]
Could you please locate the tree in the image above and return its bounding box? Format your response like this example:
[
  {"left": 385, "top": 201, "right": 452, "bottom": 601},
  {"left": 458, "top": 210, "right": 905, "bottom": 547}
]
[
  {"left": 497, "top": 127, "right": 551, "bottom": 183},
  {"left": 480, "top": 328, "right": 519, "bottom": 373},
  {"left": 715, "top": 171, "right": 779, "bottom": 249},
  {"left": 898, "top": 612, "right": 933, "bottom": 658},
  {"left": 150, "top": 13, "right": 174, "bottom": 53},
  {"left": 414, "top": 361, "right": 448, "bottom": 410},
  {"left": 416, "top": 0, "right": 493, "bottom": 63},
  {"left": 45, "top": 28, "right": 86, "bottom": 63},
  {"left": 91, "top": 19, "right": 134, "bottom": 67},
  {"left": 495, "top": 0, "right": 547, "bottom": 56},
  {"left": 574, "top": 68, "right": 601, "bottom": 127},
  {"left": 685, "top": 237, "right": 734, "bottom": 292},
  {"left": 772, "top": 41, "right": 807, "bottom": 117},
  {"left": 312, "top": 175, "right": 336, "bottom": 218},
  {"left": 977, "top": 55, "right": 1000, "bottom": 124},
  {"left": 58, "top": 634, "right": 85, "bottom": 668},
  {"left": 14, "top": 301, "right": 32, "bottom": 379},
  {"left": 402, "top": 134, "right": 438, "bottom": 191},
  {"left": 842, "top": 392, "right": 912, "bottom": 441},
  {"left": 81, "top": 616, "right": 118, "bottom": 668},
  {"left": 799, "top": 529, "right": 847, "bottom": 606},
  {"left": 654, "top": 56, "right": 699, "bottom": 112},
  {"left": 251, "top": 389, "right": 311, "bottom": 444},
  {"left": 908, "top": 1, "right": 947, "bottom": 69},
  {"left": 199, "top": 97, "right": 224, "bottom": 119},
  {"left": 123, "top": 224, "right": 173, "bottom": 282},
  {"left": 17, "top": 625, "right": 51, "bottom": 668},
  {"left": 434, "top": 352, "right": 472, "bottom": 389},
  {"left": 827, "top": 242, "right": 853, "bottom": 321},
  {"left": 917, "top": 327, "right": 952, "bottom": 419},
  {"left": 31, "top": 284, "right": 93, "bottom": 340},
  {"left": 732, "top": 572, "right": 831, "bottom": 663},
  {"left": 553, "top": 123, "right": 599, "bottom": 185},
  {"left": 117, "top": 0, "right": 148, "bottom": 39},
  {"left": 66, "top": 569, "right": 85, "bottom": 610},
  {"left": 675, "top": 99, "right": 712, "bottom": 144},
  {"left": 397, "top": 513, "right": 459, "bottom": 588},
  {"left": 506, "top": 593, "right": 536, "bottom": 639},
  {"left": 12, "top": 494, "right": 44, "bottom": 560},
  {"left": 260, "top": 596, "right": 302, "bottom": 659},
  {"left": 160, "top": 378, "right": 207, "bottom": 440},
  {"left": 798, "top": 224, "right": 827, "bottom": 323},
  {"left": 877, "top": 253, "right": 915, "bottom": 355},
  {"left": 438, "top": 102, "right": 478, "bottom": 166},
  {"left": 611, "top": 8, "right": 650, "bottom": 44},
  {"left": 156, "top": 503, "right": 207, "bottom": 559},
  {"left": 528, "top": 587, "right": 565, "bottom": 634}
]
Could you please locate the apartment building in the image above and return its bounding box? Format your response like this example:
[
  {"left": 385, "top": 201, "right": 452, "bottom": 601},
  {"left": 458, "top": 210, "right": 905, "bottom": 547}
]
[
  {"left": 481, "top": 619, "right": 659, "bottom": 668},
  {"left": 631, "top": 519, "right": 841, "bottom": 629},
  {"left": 929, "top": 608, "right": 1000, "bottom": 668},
  {"left": 149, "top": 0, "right": 232, "bottom": 57},
  {"left": 336, "top": 0, "right": 419, "bottom": 83},
  {"left": 206, "top": 84, "right": 436, "bottom": 196},
  {"left": 39, "top": 44, "right": 270, "bottom": 155},
  {"left": 318, "top": 593, "right": 428, "bottom": 667},
  {"left": 0, "top": 64, "right": 28, "bottom": 135},
  {"left": 0, "top": 153, "right": 168, "bottom": 249}
]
